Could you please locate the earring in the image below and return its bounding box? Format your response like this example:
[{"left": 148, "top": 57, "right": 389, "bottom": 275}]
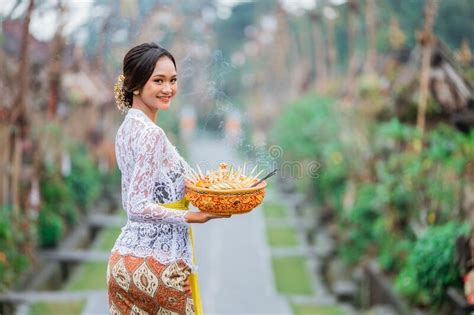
[{"left": 133, "top": 90, "right": 139, "bottom": 95}]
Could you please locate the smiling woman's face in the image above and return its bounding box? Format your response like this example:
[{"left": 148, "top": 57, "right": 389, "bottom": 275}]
[{"left": 137, "top": 56, "right": 177, "bottom": 112}]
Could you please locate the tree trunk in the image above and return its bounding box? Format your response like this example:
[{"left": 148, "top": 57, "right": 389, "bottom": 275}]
[
  {"left": 326, "top": 14, "right": 338, "bottom": 78},
  {"left": 416, "top": 0, "right": 438, "bottom": 140},
  {"left": 11, "top": 0, "right": 34, "bottom": 128},
  {"left": 310, "top": 11, "right": 328, "bottom": 91},
  {"left": 10, "top": 0, "right": 34, "bottom": 211},
  {"left": 364, "top": 0, "right": 377, "bottom": 73},
  {"left": 11, "top": 134, "right": 22, "bottom": 211},
  {"left": 347, "top": 0, "right": 359, "bottom": 73},
  {"left": 272, "top": 5, "right": 292, "bottom": 104},
  {"left": 0, "top": 126, "right": 10, "bottom": 206},
  {"left": 94, "top": 16, "right": 111, "bottom": 72},
  {"left": 47, "top": 0, "right": 66, "bottom": 120},
  {"left": 345, "top": 0, "right": 360, "bottom": 100}
]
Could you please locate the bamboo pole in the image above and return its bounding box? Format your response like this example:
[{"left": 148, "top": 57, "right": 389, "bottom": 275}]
[
  {"left": 10, "top": 0, "right": 34, "bottom": 126},
  {"left": 47, "top": 0, "right": 66, "bottom": 120},
  {"left": 309, "top": 11, "right": 328, "bottom": 91},
  {"left": 0, "top": 125, "right": 9, "bottom": 206},
  {"left": 271, "top": 5, "right": 292, "bottom": 105},
  {"left": 389, "top": 16, "right": 406, "bottom": 51},
  {"left": 416, "top": 0, "right": 438, "bottom": 143},
  {"left": 12, "top": 132, "right": 22, "bottom": 211},
  {"left": 11, "top": 0, "right": 34, "bottom": 211},
  {"left": 344, "top": 0, "right": 360, "bottom": 100},
  {"left": 326, "top": 13, "right": 338, "bottom": 78},
  {"left": 364, "top": 0, "right": 377, "bottom": 73},
  {"left": 457, "top": 39, "right": 472, "bottom": 65},
  {"left": 347, "top": 0, "right": 359, "bottom": 75}
]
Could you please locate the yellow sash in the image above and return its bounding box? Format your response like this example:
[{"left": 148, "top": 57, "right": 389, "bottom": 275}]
[{"left": 161, "top": 198, "right": 203, "bottom": 315}]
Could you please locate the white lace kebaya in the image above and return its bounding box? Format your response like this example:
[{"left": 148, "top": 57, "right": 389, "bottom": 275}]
[{"left": 111, "top": 108, "right": 195, "bottom": 270}]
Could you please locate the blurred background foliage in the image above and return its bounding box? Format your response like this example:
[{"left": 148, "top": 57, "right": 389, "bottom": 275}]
[{"left": 0, "top": 0, "right": 473, "bottom": 313}]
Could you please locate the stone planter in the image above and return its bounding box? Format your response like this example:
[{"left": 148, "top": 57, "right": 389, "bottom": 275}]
[
  {"left": 447, "top": 287, "right": 474, "bottom": 315},
  {"left": 360, "top": 261, "right": 414, "bottom": 315}
]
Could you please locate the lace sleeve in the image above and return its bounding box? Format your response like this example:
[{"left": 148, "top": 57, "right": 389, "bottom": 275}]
[
  {"left": 179, "top": 156, "right": 194, "bottom": 178},
  {"left": 126, "top": 127, "right": 189, "bottom": 225}
]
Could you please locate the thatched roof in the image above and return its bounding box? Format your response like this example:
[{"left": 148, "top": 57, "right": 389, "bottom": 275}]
[
  {"left": 392, "top": 38, "right": 474, "bottom": 132},
  {"left": 430, "top": 40, "right": 474, "bottom": 113}
]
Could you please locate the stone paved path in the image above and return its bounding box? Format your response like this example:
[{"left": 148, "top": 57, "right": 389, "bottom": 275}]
[{"left": 188, "top": 135, "right": 292, "bottom": 315}]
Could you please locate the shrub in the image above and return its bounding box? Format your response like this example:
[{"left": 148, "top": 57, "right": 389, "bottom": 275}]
[
  {"left": 271, "top": 93, "right": 339, "bottom": 162},
  {"left": 41, "top": 164, "right": 78, "bottom": 226},
  {"left": 0, "top": 206, "right": 30, "bottom": 290},
  {"left": 395, "top": 222, "right": 469, "bottom": 306},
  {"left": 37, "top": 206, "right": 64, "bottom": 248},
  {"left": 270, "top": 93, "right": 350, "bottom": 211},
  {"left": 339, "top": 183, "right": 381, "bottom": 264},
  {"left": 65, "top": 144, "right": 101, "bottom": 211},
  {"left": 339, "top": 121, "right": 471, "bottom": 279}
]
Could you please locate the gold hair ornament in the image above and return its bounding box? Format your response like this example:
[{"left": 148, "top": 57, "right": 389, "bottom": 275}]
[{"left": 114, "top": 74, "right": 131, "bottom": 113}]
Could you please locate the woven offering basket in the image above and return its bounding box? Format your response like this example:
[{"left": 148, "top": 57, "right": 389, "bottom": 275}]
[{"left": 185, "top": 180, "right": 266, "bottom": 215}]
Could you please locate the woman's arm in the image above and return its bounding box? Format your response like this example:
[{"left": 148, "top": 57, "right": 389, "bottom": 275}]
[
  {"left": 126, "top": 127, "right": 188, "bottom": 224},
  {"left": 185, "top": 212, "right": 231, "bottom": 223}
]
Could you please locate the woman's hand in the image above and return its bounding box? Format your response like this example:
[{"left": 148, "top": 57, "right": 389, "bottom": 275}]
[
  {"left": 184, "top": 278, "right": 192, "bottom": 296},
  {"left": 185, "top": 211, "right": 231, "bottom": 223}
]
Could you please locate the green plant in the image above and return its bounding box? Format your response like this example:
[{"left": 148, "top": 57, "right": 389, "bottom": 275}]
[
  {"left": 371, "top": 118, "right": 421, "bottom": 153},
  {"left": 37, "top": 206, "right": 64, "bottom": 248},
  {"left": 317, "top": 142, "right": 350, "bottom": 212},
  {"left": 376, "top": 230, "right": 412, "bottom": 272},
  {"left": 0, "top": 206, "right": 30, "bottom": 290},
  {"left": 339, "top": 183, "right": 382, "bottom": 264},
  {"left": 40, "top": 165, "right": 78, "bottom": 226},
  {"left": 271, "top": 90, "right": 473, "bottom": 313},
  {"left": 65, "top": 144, "right": 101, "bottom": 211},
  {"left": 339, "top": 120, "right": 470, "bottom": 276},
  {"left": 395, "top": 222, "right": 469, "bottom": 306},
  {"left": 373, "top": 122, "right": 471, "bottom": 227},
  {"left": 339, "top": 168, "right": 414, "bottom": 271},
  {"left": 271, "top": 93, "right": 339, "bottom": 161},
  {"left": 270, "top": 93, "right": 351, "bottom": 211}
]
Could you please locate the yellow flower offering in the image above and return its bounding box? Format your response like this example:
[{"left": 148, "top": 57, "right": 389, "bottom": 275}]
[
  {"left": 185, "top": 162, "right": 267, "bottom": 215},
  {"left": 185, "top": 162, "right": 264, "bottom": 190}
]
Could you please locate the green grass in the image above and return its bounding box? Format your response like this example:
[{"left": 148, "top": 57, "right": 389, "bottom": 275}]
[
  {"left": 262, "top": 202, "right": 288, "bottom": 219},
  {"left": 65, "top": 262, "right": 108, "bottom": 291},
  {"left": 29, "top": 220, "right": 122, "bottom": 313},
  {"left": 267, "top": 227, "right": 298, "bottom": 247},
  {"left": 29, "top": 301, "right": 85, "bottom": 315},
  {"left": 272, "top": 256, "right": 313, "bottom": 295},
  {"left": 65, "top": 226, "right": 119, "bottom": 291},
  {"left": 95, "top": 227, "right": 121, "bottom": 251},
  {"left": 292, "top": 303, "right": 346, "bottom": 315}
]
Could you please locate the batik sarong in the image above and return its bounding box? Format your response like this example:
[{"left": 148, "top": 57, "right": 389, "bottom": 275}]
[
  {"left": 107, "top": 197, "right": 203, "bottom": 315},
  {"left": 107, "top": 252, "right": 195, "bottom": 315}
]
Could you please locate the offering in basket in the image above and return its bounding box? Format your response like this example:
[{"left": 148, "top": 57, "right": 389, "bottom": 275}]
[{"left": 185, "top": 162, "right": 272, "bottom": 215}]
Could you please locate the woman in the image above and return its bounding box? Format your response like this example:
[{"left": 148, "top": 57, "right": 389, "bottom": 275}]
[{"left": 108, "top": 42, "right": 229, "bottom": 315}]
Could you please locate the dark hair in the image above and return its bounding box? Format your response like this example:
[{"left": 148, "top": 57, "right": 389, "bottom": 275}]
[{"left": 122, "top": 43, "right": 177, "bottom": 107}]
